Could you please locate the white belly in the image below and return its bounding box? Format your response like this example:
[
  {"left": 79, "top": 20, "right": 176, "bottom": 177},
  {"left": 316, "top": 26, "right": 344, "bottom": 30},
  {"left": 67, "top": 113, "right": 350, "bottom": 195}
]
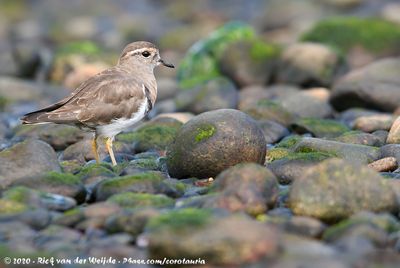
[{"left": 96, "top": 98, "right": 148, "bottom": 138}]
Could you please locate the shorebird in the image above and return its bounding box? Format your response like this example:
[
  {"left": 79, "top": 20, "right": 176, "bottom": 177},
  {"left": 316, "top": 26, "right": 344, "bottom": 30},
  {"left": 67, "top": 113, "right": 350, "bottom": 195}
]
[{"left": 21, "top": 41, "right": 174, "bottom": 166}]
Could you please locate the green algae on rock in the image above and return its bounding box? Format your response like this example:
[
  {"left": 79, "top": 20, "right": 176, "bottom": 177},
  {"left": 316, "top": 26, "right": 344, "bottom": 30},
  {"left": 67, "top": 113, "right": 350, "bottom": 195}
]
[
  {"left": 95, "top": 171, "right": 184, "bottom": 201},
  {"left": 117, "top": 119, "right": 182, "bottom": 152},
  {"left": 291, "top": 118, "right": 349, "bottom": 138},
  {"left": 146, "top": 214, "right": 280, "bottom": 266},
  {"left": 219, "top": 39, "right": 280, "bottom": 87},
  {"left": 288, "top": 158, "right": 398, "bottom": 222},
  {"left": 205, "top": 163, "right": 279, "bottom": 216},
  {"left": 167, "top": 109, "right": 266, "bottom": 179},
  {"left": 293, "top": 137, "right": 380, "bottom": 164},
  {"left": 177, "top": 22, "right": 255, "bottom": 89},
  {"left": 302, "top": 17, "right": 400, "bottom": 55},
  {"left": 242, "top": 99, "right": 296, "bottom": 127},
  {"left": 107, "top": 192, "right": 174, "bottom": 209},
  {"left": 146, "top": 208, "right": 212, "bottom": 231}
]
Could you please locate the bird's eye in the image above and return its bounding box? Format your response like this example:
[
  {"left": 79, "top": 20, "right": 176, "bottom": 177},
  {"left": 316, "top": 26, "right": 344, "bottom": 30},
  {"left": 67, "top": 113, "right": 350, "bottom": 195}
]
[{"left": 142, "top": 51, "right": 151, "bottom": 57}]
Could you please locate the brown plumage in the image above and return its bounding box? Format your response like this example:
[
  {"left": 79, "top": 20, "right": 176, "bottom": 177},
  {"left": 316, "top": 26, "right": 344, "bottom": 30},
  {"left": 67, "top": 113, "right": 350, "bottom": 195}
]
[{"left": 21, "top": 41, "right": 174, "bottom": 166}]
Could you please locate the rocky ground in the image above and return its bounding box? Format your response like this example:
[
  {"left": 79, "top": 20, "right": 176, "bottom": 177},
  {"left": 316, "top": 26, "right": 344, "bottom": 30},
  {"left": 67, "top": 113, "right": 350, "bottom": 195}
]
[{"left": 1, "top": 0, "right": 400, "bottom": 267}]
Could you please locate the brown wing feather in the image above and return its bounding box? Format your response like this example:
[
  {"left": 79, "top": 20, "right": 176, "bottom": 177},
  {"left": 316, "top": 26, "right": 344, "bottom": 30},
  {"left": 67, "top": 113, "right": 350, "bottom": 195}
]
[{"left": 22, "top": 68, "right": 150, "bottom": 127}]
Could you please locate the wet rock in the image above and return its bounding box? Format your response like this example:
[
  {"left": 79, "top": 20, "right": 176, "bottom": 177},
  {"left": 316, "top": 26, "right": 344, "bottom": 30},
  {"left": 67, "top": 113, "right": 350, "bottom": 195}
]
[
  {"left": 279, "top": 90, "right": 333, "bottom": 118},
  {"left": 238, "top": 85, "right": 299, "bottom": 111},
  {"left": 177, "top": 22, "right": 256, "bottom": 89},
  {"left": 277, "top": 42, "right": 343, "bottom": 86},
  {"left": 353, "top": 114, "right": 395, "bottom": 133},
  {"left": 219, "top": 39, "right": 279, "bottom": 87},
  {"left": 0, "top": 139, "right": 61, "bottom": 189},
  {"left": 323, "top": 211, "right": 400, "bottom": 245},
  {"left": 14, "top": 124, "right": 87, "bottom": 150},
  {"left": 62, "top": 139, "right": 130, "bottom": 164},
  {"left": 2, "top": 186, "right": 76, "bottom": 211},
  {"left": 59, "top": 160, "right": 81, "bottom": 175},
  {"left": 380, "top": 144, "right": 400, "bottom": 165},
  {"left": 106, "top": 208, "right": 160, "bottom": 237},
  {"left": 293, "top": 137, "right": 380, "bottom": 164},
  {"left": 107, "top": 193, "right": 174, "bottom": 209},
  {"left": 302, "top": 17, "right": 400, "bottom": 67},
  {"left": 174, "top": 77, "right": 238, "bottom": 114},
  {"left": 281, "top": 234, "right": 339, "bottom": 258},
  {"left": 291, "top": 118, "right": 349, "bottom": 138},
  {"left": 117, "top": 118, "right": 182, "bottom": 153},
  {"left": 257, "top": 120, "right": 289, "bottom": 144},
  {"left": 95, "top": 171, "right": 184, "bottom": 201},
  {"left": 204, "top": 163, "right": 278, "bottom": 216},
  {"left": 368, "top": 157, "right": 397, "bottom": 172},
  {"left": 270, "top": 216, "right": 327, "bottom": 238},
  {"left": 331, "top": 58, "right": 400, "bottom": 112},
  {"left": 146, "top": 210, "right": 280, "bottom": 266},
  {"left": 387, "top": 116, "right": 400, "bottom": 144},
  {"left": 166, "top": 109, "right": 266, "bottom": 179},
  {"left": 267, "top": 151, "right": 333, "bottom": 184},
  {"left": 10, "top": 171, "right": 86, "bottom": 202},
  {"left": 241, "top": 99, "right": 296, "bottom": 127},
  {"left": 338, "top": 108, "right": 380, "bottom": 127},
  {"left": 334, "top": 131, "right": 384, "bottom": 147},
  {"left": 288, "top": 158, "right": 398, "bottom": 222},
  {"left": 77, "top": 163, "right": 116, "bottom": 188}
]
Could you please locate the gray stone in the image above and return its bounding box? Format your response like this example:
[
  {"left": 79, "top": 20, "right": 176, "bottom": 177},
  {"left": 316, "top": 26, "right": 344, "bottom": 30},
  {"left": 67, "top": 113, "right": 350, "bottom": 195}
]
[
  {"left": 331, "top": 58, "right": 400, "bottom": 112},
  {"left": 288, "top": 158, "right": 398, "bottom": 222},
  {"left": 166, "top": 109, "right": 266, "bottom": 179},
  {"left": 293, "top": 137, "right": 380, "bottom": 164},
  {"left": 0, "top": 139, "right": 61, "bottom": 189}
]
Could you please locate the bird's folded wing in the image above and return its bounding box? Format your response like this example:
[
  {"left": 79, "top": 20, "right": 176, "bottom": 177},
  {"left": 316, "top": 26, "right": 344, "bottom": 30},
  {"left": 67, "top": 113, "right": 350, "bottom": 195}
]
[{"left": 42, "top": 74, "right": 147, "bottom": 126}]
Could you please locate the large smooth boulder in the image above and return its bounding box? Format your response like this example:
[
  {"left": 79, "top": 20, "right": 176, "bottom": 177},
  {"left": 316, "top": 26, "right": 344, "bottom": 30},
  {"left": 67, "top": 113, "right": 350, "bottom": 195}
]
[{"left": 166, "top": 109, "right": 266, "bottom": 179}]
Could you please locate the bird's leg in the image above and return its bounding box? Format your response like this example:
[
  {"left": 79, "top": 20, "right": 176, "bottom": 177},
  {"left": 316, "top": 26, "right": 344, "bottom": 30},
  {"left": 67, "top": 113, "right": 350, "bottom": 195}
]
[
  {"left": 91, "top": 134, "right": 100, "bottom": 164},
  {"left": 105, "top": 137, "right": 117, "bottom": 166}
]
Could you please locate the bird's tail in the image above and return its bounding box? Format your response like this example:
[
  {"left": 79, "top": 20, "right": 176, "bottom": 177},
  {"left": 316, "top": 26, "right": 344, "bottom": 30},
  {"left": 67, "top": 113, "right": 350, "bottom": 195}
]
[{"left": 20, "top": 112, "right": 50, "bottom": 124}]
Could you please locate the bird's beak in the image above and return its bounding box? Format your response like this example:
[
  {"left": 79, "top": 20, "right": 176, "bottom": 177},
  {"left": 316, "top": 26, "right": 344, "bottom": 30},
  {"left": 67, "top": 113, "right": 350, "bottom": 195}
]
[{"left": 158, "top": 59, "right": 174, "bottom": 68}]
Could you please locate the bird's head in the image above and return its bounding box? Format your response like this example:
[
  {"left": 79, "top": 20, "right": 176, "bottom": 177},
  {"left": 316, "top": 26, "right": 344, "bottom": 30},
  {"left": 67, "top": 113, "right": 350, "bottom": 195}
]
[{"left": 118, "top": 41, "right": 174, "bottom": 70}]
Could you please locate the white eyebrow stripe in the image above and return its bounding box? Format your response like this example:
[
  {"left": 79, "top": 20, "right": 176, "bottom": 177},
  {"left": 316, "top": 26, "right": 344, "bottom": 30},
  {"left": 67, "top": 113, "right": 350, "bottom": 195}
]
[{"left": 129, "top": 47, "right": 156, "bottom": 55}]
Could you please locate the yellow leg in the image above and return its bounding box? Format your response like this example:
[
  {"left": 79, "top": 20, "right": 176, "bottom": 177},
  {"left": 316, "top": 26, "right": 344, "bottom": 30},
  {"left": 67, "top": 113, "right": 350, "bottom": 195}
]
[
  {"left": 105, "top": 137, "right": 117, "bottom": 166},
  {"left": 91, "top": 136, "right": 100, "bottom": 164}
]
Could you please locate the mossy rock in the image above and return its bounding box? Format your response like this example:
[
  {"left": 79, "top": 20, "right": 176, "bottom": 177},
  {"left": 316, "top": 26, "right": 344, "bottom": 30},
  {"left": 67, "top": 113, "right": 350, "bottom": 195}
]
[
  {"left": 14, "top": 124, "right": 86, "bottom": 150},
  {"left": 146, "top": 208, "right": 212, "bottom": 232},
  {"left": 60, "top": 160, "right": 82, "bottom": 174},
  {"left": 95, "top": 171, "right": 183, "bottom": 201},
  {"left": 117, "top": 119, "right": 182, "bottom": 152},
  {"left": 241, "top": 100, "right": 295, "bottom": 127},
  {"left": 267, "top": 151, "right": 335, "bottom": 184},
  {"left": 107, "top": 192, "right": 174, "bottom": 209},
  {"left": 174, "top": 76, "right": 238, "bottom": 114},
  {"left": 293, "top": 137, "right": 380, "bottom": 164},
  {"left": 301, "top": 17, "right": 400, "bottom": 55},
  {"left": 288, "top": 158, "right": 398, "bottom": 222},
  {"left": 323, "top": 212, "right": 400, "bottom": 242},
  {"left": 10, "top": 171, "right": 86, "bottom": 202},
  {"left": 219, "top": 39, "right": 280, "bottom": 87},
  {"left": 177, "top": 22, "right": 256, "bottom": 89},
  {"left": 128, "top": 158, "right": 160, "bottom": 171},
  {"left": 0, "top": 199, "right": 28, "bottom": 215},
  {"left": 291, "top": 118, "right": 349, "bottom": 138},
  {"left": 334, "top": 131, "right": 384, "bottom": 146},
  {"left": 77, "top": 163, "right": 115, "bottom": 179},
  {"left": 167, "top": 109, "right": 266, "bottom": 179},
  {"left": 266, "top": 148, "right": 291, "bottom": 162},
  {"left": 50, "top": 41, "right": 115, "bottom": 84},
  {"left": 275, "top": 135, "right": 303, "bottom": 149}
]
